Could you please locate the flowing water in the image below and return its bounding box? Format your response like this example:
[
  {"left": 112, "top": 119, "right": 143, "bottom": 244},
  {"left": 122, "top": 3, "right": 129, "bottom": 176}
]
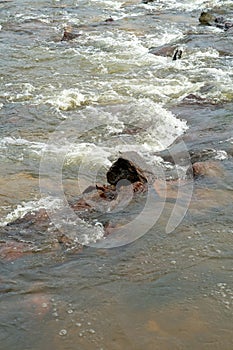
[{"left": 1, "top": 0, "right": 233, "bottom": 349}]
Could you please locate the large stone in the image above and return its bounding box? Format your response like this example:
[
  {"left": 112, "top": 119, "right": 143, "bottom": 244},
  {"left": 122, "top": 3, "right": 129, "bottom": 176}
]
[
  {"left": 61, "top": 26, "right": 81, "bottom": 41},
  {"left": 199, "top": 11, "right": 233, "bottom": 31},
  {"left": 149, "top": 44, "right": 182, "bottom": 59},
  {"left": 106, "top": 157, "right": 148, "bottom": 186},
  {"left": 191, "top": 161, "right": 224, "bottom": 178},
  {"left": 199, "top": 12, "right": 215, "bottom": 26}
]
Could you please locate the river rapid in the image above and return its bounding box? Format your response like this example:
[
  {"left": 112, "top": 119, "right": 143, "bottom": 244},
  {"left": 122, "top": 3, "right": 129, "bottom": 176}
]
[{"left": 0, "top": 0, "right": 233, "bottom": 349}]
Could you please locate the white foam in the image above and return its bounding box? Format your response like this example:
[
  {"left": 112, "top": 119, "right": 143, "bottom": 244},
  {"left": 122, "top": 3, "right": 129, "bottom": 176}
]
[
  {"left": 0, "top": 196, "right": 105, "bottom": 246},
  {"left": 0, "top": 136, "right": 43, "bottom": 148},
  {"left": 142, "top": 0, "right": 233, "bottom": 11},
  {"left": 224, "top": 137, "right": 233, "bottom": 144},
  {"left": 3, "top": 83, "right": 36, "bottom": 102},
  {"left": 146, "top": 29, "right": 184, "bottom": 48},
  {"left": 88, "top": 0, "right": 123, "bottom": 10},
  {"left": 65, "top": 143, "right": 112, "bottom": 169},
  {"left": 214, "top": 150, "right": 228, "bottom": 161},
  {"left": 0, "top": 98, "right": 187, "bottom": 166},
  {"left": 0, "top": 197, "right": 63, "bottom": 227},
  {"left": 46, "top": 89, "right": 86, "bottom": 111},
  {"left": 66, "top": 219, "right": 105, "bottom": 246}
]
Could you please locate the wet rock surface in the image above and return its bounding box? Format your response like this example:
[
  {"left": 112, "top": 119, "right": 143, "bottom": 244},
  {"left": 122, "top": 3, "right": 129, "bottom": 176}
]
[
  {"left": 191, "top": 161, "right": 224, "bottom": 178},
  {"left": 199, "top": 11, "right": 233, "bottom": 31},
  {"left": 149, "top": 44, "right": 182, "bottom": 59},
  {"left": 106, "top": 157, "right": 148, "bottom": 186},
  {"left": 5, "top": 158, "right": 149, "bottom": 236},
  {"left": 3, "top": 153, "right": 226, "bottom": 250},
  {"left": 61, "top": 30, "right": 81, "bottom": 41}
]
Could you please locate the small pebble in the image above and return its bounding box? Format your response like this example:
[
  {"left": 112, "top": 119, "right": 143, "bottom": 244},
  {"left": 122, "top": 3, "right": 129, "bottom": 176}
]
[
  {"left": 89, "top": 329, "right": 96, "bottom": 334},
  {"left": 59, "top": 329, "right": 67, "bottom": 336}
]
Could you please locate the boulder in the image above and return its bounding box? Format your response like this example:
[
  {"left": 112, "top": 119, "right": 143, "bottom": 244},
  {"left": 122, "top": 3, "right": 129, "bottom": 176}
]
[
  {"left": 61, "top": 26, "right": 81, "bottom": 41},
  {"left": 6, "top": 158, "right": 148, "bottom": 234},
  {"left": 3, "top": 157, "right": 226, "bottom": 258},
  {"left": 199, "top": 11, "right": 233, "bottom": 31},
  {"left": 104, "top": 17, "right": 114, "bottom": 23},
  {"left": 189, "top": 161, "right": 224, "bottom": 178},
  {"left": 149, "top": 44, "right": 182, "bottom": 60},
  {"left": 106, "top": 157, "right": 148, "bottom": 186},
  {"left": 199, "top": 12, "right": 216, "bottom": 26}
]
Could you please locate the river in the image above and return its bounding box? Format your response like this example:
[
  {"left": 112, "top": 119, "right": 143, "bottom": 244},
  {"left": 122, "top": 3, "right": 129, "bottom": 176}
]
[{"left": 0, "top": 0, "right": 233, "bottom": 349}]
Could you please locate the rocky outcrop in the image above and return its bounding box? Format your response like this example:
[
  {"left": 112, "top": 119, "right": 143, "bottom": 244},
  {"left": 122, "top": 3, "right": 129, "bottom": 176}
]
[
  {"left": 106, "top": 157, "right": 148, "bottom": 186},
  {"left": 61, "top": 26, "right": 81, "bottom": 41},
  {"left": 2, "top": 155, "right": 226, "bottom": 261},
  {"left": 142, "top": 0, "right": 155, "bottom": 3},
  {"left": 187, "top": 161, "right": 224, "bottom": 178},
  {"left": 61, "top": 31, "right": 81, "bottom": 41},
  {"left": 6, "top": 157, "right": 148, "bottom": 230},
  {"left": 149, "top": 44, "right": 183, "bottom": 60},
  {"left": 199, "top": 12, "right": 233, "bottom": 31}
]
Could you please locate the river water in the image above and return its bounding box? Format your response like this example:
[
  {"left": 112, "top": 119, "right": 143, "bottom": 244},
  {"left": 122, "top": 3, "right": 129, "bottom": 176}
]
[{"left": 1, "top": 0, "right": 233, "bottom": 349}]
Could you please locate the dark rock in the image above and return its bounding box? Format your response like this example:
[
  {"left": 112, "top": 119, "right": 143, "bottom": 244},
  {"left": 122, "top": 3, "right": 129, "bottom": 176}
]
[
  {"left": 215, "top": 16, "right": 225, "bottom": 25},
  {"left": 106, "top": 157, "right": 148, "bottom": 186},
  {"left": 199, "top": 12, "right": 215, "bottom": 26},
  {"left": 223, "top": 22, "right": 233, "bottom": 31},
  {"left": 95, "top": 184, "right": 117, "bottom": 200},
  {"left": 104, "top": 17, "right": 114, "bottom": 23},
  {"left": 199, "top": 11, "right": 233, "bottom": 31},
  {"left": 61, "top": 30, "right": 81, "bottom": 41},
  {"left": 172, "top": 48, "right": 182, "bottom": 61}
]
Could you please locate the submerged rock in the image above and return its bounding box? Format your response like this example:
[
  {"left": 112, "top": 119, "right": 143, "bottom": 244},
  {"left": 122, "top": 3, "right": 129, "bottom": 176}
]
[
  {"left": 104, "top": 17, "right": 114, "bottom": 23},
  {"left": 0, "top": 241, "right": 32, "bottom": 262},
  {"left": 61, "top": 26, "right": 81, "bottom": 41},
  {"left": 2, "top": 156, "right": 226, "bottom": 260},
  {"left": 188, "top": 161, "right": 224, "bottom": 178},
  {"left": 189, "top": 149, "right": 225, "bottom": 164},
  {"left": 6, "top": 158, "right": 148, "bottom": 233}
]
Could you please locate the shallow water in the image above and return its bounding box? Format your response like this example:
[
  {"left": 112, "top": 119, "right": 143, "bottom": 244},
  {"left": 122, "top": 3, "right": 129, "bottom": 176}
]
[{"left": 1, "top": 0, "right": 233, "bottom": 349}]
